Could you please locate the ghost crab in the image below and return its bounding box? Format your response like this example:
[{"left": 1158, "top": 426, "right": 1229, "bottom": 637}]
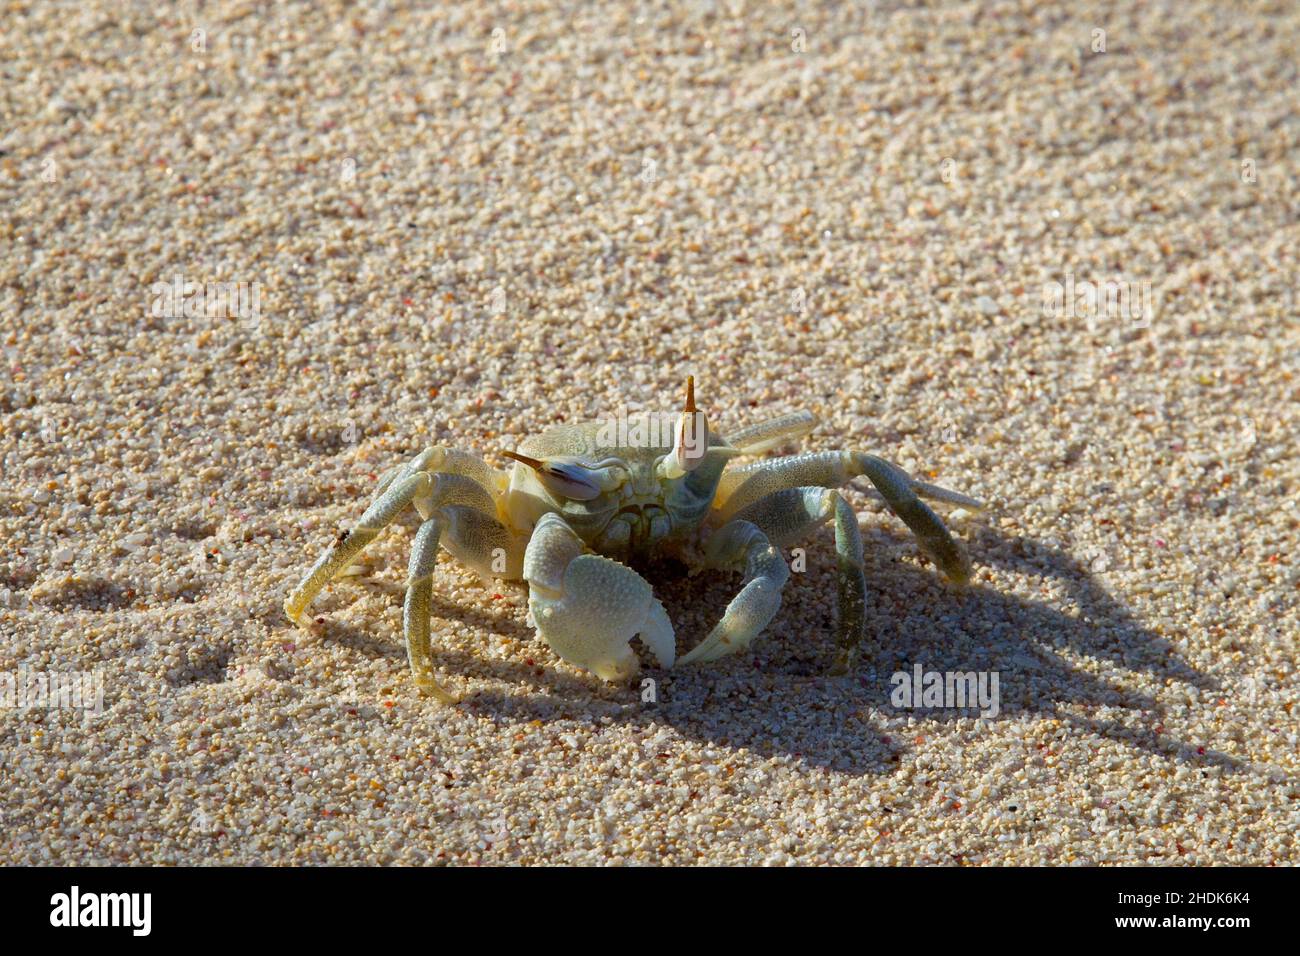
[{"left": 284, "top": 378, "right": 982, "bottom": 700}]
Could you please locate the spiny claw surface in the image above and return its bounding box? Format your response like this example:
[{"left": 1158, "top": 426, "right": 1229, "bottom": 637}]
[{"left": 528, "top": 553, "right": 674, "bottom": 681}]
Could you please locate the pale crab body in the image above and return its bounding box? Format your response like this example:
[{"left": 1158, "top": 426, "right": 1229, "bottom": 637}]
[{"left": 284, "top": 380, "right": 983, "bottom": 700}]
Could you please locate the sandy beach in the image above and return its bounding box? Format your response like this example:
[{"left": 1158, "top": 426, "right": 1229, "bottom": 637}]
[{"left": 1, "top": 0, "right": 1297, "bottom": 864}]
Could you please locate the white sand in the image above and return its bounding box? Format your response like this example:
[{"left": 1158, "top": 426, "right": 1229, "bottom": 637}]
[{"left": 1, "top": 0, "right": 1297, "bottom": 864}]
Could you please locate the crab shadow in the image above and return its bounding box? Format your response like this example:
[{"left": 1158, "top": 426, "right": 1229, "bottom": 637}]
[{"left": 316, "top": 522, "right": 1229, "bottom": 778}]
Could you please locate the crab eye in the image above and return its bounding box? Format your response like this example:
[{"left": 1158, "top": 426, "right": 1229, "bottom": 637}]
[
  {"left": 501, "top": 451, "right": 604, "bottom": 501},
  {"left": 537, "top": 461, "right": 603, "bottom": 501}
]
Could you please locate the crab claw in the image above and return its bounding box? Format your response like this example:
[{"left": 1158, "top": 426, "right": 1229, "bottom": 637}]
[{"left": 524, "top": 513, "right": 675, "bottom": 681}]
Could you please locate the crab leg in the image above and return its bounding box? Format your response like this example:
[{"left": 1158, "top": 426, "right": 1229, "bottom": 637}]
[
  {"left": 413, "top": 473, "right": 496, "bottom": 518},
  {"left": 284, "top": 472, "right": 431, "bottom": 625},
  {"left": 523, "top": 512, "right": 674, "bottom": 681},
  {"left": 376, "top": 445, "right": 507, "bottom": 499},
  {"left": 827, "top": 492, "right": 867, "bottom": 674},
  {"left": 716, "top": 450, "right": 979, "bottom": 584},
  {"left": 404, "top": 503, "right": 531, "bottom": 701},
  {"left": 286, "top": 457, "right": 518, "bottom": 626},
  {"left": 724, "top": 410, "right": 818, "bottom": 456},
  {"left": 677, "top": 519, "right": 790, "bottom": 665},
  {"left": 439, "top": 505, "right": 526, "bottom": 580},
  {"left": 724, "top": 486, "right": 868, "bottom": 673},
  {"left": 403, "top": 516, "right": 458, "bottom": 702}
]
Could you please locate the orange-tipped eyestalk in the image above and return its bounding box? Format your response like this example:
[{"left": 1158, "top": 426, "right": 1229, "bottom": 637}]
[
  {"left": 501, "top": 450, "right": 545, "bottom": 470},
  {"left": 667, "top": 374, "right": 708, "bottom": 475}
]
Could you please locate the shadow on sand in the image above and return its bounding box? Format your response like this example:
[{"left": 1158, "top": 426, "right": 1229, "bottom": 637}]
[{"left": 316, "top": 522, "right": 1232, "bottom": 778}]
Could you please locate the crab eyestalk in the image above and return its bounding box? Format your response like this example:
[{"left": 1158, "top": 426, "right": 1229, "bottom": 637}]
[
  {"left": 662, "top": 375, "right": 709, "bottom": 479},
  {"left": 501, "top": 450, "right": 625, "bottom": 502}
]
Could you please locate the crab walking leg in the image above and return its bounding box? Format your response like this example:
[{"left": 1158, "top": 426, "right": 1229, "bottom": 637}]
[
  {"left": 376, "top": 446, "right": 507, "bottom": 500},
  {"left": 826, "top": 492, "right": 868, "bottom": 674},
  {"left": 849, "top": 454, "right": 975, "bottom": 585},
  {"left": 439, "top": 505, "right": 526, "bottom": 580},
  {"left": 725, "top": 410, "right": 818, "bottom": 456},
  {"left": 284, "top": 472, "right": 431, "bottom": 625},
  {"left": 523, "top": 512, "right": 674, "bottom": 681},
  {"left": 715, "top": 412, "right": 817, "bottom": 500},
  {"left": 413, "top": 473, "right": 497, "bottom": 519},
  {"left": 678, "top": 520, "right": 790, "bottom": 666},
  {"left": 726, "top": 486, "right": 867, "bottom": 673},
  {"left": 402, "top": 516, "right": 458, "bottom": 702},
  {"left": 717, "top": 450, "right": 979, "bottom": 584}
]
